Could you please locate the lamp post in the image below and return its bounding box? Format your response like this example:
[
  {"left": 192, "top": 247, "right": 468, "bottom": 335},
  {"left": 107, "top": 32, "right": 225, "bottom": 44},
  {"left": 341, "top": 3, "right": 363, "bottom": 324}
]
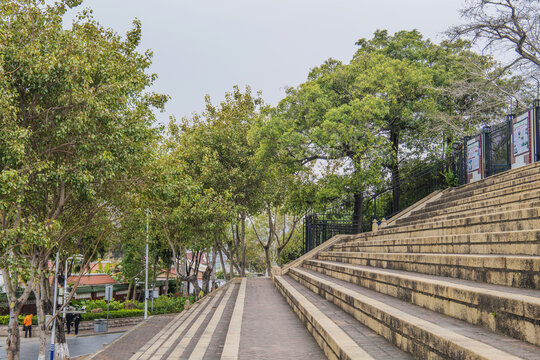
[{"left": 63, "top": 255, "right": 83, "bottom": 319}]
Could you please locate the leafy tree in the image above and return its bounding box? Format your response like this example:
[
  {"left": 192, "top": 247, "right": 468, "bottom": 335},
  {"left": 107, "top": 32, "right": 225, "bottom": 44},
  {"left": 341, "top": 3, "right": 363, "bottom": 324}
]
[{"left": 0, "top": 1, "right": 165, "bottom": 359}]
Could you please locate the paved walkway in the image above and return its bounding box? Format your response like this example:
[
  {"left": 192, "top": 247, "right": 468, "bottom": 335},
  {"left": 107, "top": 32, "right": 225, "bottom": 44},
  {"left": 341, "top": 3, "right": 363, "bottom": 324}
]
[
  {"left": 238, "top": 278, "right": 325, "bottom": 359},
  {"left": 87, "top": 278, "right": 324, "bottom": 360},
  {"left": 0, "top": 333, "right": 124, "bottom": 360}
]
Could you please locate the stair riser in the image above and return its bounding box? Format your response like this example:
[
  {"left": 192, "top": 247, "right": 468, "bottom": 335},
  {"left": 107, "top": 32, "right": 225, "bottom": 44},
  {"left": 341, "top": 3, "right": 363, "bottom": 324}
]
[
  {"left": 299, "top": 263, "right": 540, "bottom": 347},
  {"left": 347, "top": 221, "right": 540, "bottom": 245},
  {"left": 289, "top": 270, "right": 491, "bottom": 360},
  {"left": 379, "top": 209, "right": 540, "bottom": 237},
  {"left": 397, "top": 201, "right": 540, "bottom": 228},
  {"left": 337, "top": 243, "right": 540, "bottom": 255},
  {"left": 273, "top": 278, "right": 345, "bottom": 360},
  {"left": 338, "top": 230, "right": 540, "bottom": 250},
  {"left": 317, "top": 253, "right": 540, "bottom": 289}
]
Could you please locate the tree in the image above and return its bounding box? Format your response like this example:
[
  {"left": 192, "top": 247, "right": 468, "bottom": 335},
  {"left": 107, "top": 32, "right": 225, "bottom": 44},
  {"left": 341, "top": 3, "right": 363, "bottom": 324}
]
[
  {"left": 0, "top": 1, "right": 165, "bottom": 359},
  {"left": 449, "top": 0, "right": 540, "bottom": 69},
  {"left": 174, "top": 86, "right": 268, "bottom": 277}
]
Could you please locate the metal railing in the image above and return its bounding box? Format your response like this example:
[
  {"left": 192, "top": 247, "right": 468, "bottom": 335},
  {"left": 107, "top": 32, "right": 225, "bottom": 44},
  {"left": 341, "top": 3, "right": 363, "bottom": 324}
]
[{"left": 302, "top": 161, "right": 447, "bottom": 253}]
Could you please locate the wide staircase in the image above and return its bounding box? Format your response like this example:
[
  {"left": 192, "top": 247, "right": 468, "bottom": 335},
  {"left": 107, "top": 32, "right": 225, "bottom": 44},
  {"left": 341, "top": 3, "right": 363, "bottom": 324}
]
[{"left": 275, "top": 162, "right": 540, "bottom": 359}]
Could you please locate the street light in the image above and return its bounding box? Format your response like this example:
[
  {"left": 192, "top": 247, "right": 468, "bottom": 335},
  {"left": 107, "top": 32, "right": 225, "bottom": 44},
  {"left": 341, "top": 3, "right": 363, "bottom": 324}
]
[{"left": 63, "top": 255, "right": 83, "bottom": 320}]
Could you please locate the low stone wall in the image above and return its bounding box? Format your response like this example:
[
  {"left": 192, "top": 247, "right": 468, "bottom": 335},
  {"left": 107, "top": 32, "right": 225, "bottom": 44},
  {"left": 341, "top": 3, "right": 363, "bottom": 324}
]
[{"left": 0, "top": 316, "right": 144, "bottom": 337}]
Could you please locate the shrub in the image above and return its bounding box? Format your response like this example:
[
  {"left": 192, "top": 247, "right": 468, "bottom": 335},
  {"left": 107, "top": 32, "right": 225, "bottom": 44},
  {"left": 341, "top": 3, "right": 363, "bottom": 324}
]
[
  {"left": 0, "top": 315, "right": 38, "bottom": 325},
  {"left": 81, "top": 309, "right": 144, "bottom": 321}
]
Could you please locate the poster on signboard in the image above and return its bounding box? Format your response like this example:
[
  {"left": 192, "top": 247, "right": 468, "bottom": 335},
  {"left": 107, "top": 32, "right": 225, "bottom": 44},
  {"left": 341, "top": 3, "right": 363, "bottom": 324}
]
[
  {"left": 467, "top": 141, "right": 480, "bottom": 172},
  {"left": 513, "top": 117, "right": 529, "bottom": 156}
]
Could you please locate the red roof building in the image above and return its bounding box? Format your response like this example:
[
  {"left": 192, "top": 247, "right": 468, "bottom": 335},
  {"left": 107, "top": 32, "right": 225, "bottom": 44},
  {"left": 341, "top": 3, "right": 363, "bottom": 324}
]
[{"left": 67, "top": 273, "right": 117, "bottom": 286}]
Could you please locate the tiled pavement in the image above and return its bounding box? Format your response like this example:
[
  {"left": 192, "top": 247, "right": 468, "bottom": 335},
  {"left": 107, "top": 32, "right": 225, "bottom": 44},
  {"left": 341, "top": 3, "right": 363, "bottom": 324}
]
[
  {"left": 238, "top": 278, "right": 325, "bottom": 360},
  {"left": 88, "top": 277, "right": 419, "bottom": 360},
  {"left": 88, "top": 279, "right": 326, "bottom": 360}
]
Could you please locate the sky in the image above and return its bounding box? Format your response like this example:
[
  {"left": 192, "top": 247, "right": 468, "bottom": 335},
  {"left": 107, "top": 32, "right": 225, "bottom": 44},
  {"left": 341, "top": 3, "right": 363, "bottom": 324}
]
[{"left": 65, "top": 0, "right": 467, "bottom": 124}]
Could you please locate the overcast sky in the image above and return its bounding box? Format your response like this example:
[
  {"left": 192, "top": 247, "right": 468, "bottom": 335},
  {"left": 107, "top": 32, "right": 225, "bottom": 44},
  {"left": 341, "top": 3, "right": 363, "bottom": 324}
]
[{"left": 65, "top": 0, "right": 467, "bottom": 124}]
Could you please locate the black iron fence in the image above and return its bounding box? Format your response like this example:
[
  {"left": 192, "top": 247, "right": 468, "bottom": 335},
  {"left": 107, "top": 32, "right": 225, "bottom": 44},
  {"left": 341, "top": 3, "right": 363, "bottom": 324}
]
[
  {"left": 303, "top": 161, "right": 447, "bottom": 253},
  {"left": 302, "top": 100, "right": 540, "bottom": 254}
]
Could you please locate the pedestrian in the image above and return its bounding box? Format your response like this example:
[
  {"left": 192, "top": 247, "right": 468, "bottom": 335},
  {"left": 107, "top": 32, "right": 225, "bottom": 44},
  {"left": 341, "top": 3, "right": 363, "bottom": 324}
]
[
  {"left": 23, "top": 313, "right": 33, "bottom": 338},
  {"left": 73, "top": 313, "right": 82, "bottom": 335},
  {"left": 66, "top": 313, "right": 73, "bottom": 334}
]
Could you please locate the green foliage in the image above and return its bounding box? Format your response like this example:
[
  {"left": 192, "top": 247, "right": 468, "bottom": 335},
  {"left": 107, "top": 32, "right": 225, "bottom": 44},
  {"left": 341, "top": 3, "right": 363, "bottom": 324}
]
[
  {"left": 81, "top": 309, "right": 144, "bottom": 321},
  {"left": 442, "top": 170, "right": 459, "bottom": 188},
  {"left": 0, "top": 315, "right": 38, "bottom": 326}
]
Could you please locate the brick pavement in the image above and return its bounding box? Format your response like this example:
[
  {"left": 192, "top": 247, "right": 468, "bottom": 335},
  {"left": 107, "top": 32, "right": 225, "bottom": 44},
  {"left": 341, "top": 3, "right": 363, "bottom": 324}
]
[
  {"left": 89, "top": 314, "right": 177, "bottom": 360},
  {"left": 238, "top": 278, "right": 325, "bottom": 360}
]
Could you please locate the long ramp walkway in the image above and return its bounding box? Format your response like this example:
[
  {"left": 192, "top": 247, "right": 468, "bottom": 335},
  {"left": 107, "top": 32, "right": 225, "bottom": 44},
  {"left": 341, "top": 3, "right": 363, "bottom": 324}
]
[{"left": 88, "top": 278, "right": 326, "bottom": 360}]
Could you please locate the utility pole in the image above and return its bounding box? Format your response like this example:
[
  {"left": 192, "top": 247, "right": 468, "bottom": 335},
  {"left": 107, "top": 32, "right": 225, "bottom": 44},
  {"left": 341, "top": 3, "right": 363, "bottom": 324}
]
[
  {"left": 144, "top": 209, "right": 149, "bottom": 320},
  {"left": 50, "top": 252, "right": 59, "bottom": 360}
]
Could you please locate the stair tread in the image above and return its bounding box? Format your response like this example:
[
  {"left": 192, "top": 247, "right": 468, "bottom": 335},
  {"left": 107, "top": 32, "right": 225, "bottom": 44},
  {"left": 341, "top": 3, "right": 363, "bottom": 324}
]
[
  {"left": 309, "top": 259, "right": 540, "bottom": 300},
  {"left": 279, "top": 275, "right": 412, "bottom": 359},
  {"left": 295, "top": 267, "right": 540, "bottom": 359}
]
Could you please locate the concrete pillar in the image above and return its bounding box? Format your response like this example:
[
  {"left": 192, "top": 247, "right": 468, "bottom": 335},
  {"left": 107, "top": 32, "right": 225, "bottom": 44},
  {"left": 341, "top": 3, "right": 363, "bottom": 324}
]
[{"left": 372, "top": 218, "right": 378, "bottom": 233}]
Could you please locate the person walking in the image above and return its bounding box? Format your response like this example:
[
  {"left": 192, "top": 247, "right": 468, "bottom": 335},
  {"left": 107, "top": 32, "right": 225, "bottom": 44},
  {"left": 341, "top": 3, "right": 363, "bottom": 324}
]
[
  {"left": 23, "top": 313, "right": 33, "bottom": 338},
  {"left": 66, "top": 313, "right": 73, "bottom": 334},
  {"left": 73, "top": 313, "right": 82, "bottom": 335}
]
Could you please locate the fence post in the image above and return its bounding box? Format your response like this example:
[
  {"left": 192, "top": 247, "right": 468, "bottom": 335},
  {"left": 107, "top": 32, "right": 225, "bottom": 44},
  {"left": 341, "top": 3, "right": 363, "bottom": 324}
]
[{"left": 534, "top": 99, "right": 540, "bottom": 162}]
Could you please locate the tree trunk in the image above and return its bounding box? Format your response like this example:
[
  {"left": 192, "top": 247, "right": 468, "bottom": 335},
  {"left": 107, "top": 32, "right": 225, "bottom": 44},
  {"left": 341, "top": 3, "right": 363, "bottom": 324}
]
[
  {"left": 218, "top": 248, "right": 228, "bottom": 280},
  {"left": 352, "top": 192, "right": 364, "bottom": 233},
  {"left": 34, "top": 265, "right": 52, "bottom": 360},
  {"left": 126, "top": 281, "right": 132, "bottom": 302},
  {"left": 240, "top": 215, "right": 246, "bottom": 276},
  {"left": 264, "top": 246, "right": 272, "bottom": 276},
  {"left": 35, "top": 278, "right": 47, "bottom": 360},
  {"left": 55, "top": 319, "right": 70, "bottom": 360},
  {"left": 2, "top": 269, "right": 33, "bottom": 360},
  {"left": 202, "top": 266, "right": 212, "bottom": 294},
  {"left": 390, "top": 129, "right": 400, "bottom": 214},
  {"left": 6, "top": 310, "right": 21, "bottom": 360},
  {"left": 164, "top": 265, "right": 170, "bottom": 296},
  {"left": 132, "top": 283, "right": 137, "bottom": 302}
]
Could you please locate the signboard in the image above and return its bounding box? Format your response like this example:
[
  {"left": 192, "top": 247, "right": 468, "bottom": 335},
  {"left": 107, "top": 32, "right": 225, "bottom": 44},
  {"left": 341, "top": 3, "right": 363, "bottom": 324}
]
[
  {"left": 145, "top": 289, "right": 159, "bottom": 299},
  {"left": 467, "top": 141, "right": 480, "bottom": 172},
  {"left": 104, "top": 285, "right": 113, "bottom": 301},
  {"left": 513, "top": 117, "right": 529, "bottom": 156}
]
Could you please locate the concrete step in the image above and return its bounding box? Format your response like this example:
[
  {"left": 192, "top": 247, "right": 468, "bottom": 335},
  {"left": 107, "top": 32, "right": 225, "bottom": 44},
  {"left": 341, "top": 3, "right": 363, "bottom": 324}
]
[
  {"left": 446, "top": 162, "right": 540, "bottom": 197},
  {"left": 397, "top": 195, "right": 540, "bottom": 227},
  {"left": 430, "top": 171, "right": 540, "bottom": 207},
  {"left": 274, "top": 275, "right": 411, "bottom": 360},
  {"left": 377, "top": 208, "right": 540, "bottom": 240},
  {"left": 418, "top": 182, "right": 540, "bottom": 217},
  {"left": 317, "top": 251, "right": 540, "bottom": 289},
  {"left": 288, "top": 267, "right": 540, "bottom": 359},
  {"left": 334, "top": 229, "right": 540, "bottom": 255},
  {"left": 300, "top": 259, "right": 540, "bottom": 346}
]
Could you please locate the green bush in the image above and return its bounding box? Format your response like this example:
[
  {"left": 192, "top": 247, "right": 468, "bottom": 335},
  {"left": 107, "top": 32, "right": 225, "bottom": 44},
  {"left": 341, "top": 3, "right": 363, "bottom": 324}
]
[
  {"left": 149, "top": 295, "right": 188, "bottom": 314},
  {"left": 81, "top": 309, "right": 144, "bottom": 321},
  {"left": 0, "top": 315, "right": 38, "bottom": 325},
  {"left": 0, "top": 295, "right": 195, "bottom": 325}
]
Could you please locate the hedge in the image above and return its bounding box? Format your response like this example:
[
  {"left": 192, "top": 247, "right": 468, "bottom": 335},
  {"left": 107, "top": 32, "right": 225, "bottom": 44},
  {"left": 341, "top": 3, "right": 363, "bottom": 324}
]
[
  {"left": 81, "top": 309, "right": 144, "bottom": 321},
  {"left": 0, "top": 315, "right": 38, "bottom": 325}
]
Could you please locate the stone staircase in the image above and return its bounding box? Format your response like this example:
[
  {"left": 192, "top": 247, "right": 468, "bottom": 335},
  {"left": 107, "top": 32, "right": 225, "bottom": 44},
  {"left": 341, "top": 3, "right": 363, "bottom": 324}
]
[{"left": 275, "top": 162, "right": 540, "bottom": 359}]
